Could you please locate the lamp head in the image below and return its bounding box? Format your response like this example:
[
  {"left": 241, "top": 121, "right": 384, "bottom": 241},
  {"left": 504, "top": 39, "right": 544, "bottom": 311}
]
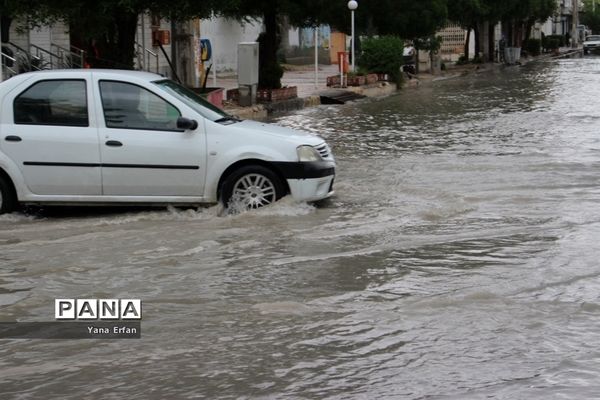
[{"left": 348, "top": 0, "right": 358, "bottom": 11}]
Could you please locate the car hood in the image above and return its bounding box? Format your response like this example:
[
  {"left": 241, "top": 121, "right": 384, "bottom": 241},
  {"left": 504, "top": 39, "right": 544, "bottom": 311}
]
[
  {"left": 584, "top": 40, "right": 600, "bottom": 45},
  {"left": 233, "top": 120, "right": 324, "bottom": 146}
]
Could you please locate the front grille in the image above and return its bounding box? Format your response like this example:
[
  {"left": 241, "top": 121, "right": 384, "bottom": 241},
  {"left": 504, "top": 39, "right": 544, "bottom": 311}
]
[{"left": 315, "top": 143, "right": 332, "bottom": 160}]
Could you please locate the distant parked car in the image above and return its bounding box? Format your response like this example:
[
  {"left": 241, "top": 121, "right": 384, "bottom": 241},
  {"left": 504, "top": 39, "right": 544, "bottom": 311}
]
[
  {"left": 0, "top": 70, "right": 336, "bottom": 214},
  {"left": 583, "top": 35, "right": 600, "bottom": 54}
]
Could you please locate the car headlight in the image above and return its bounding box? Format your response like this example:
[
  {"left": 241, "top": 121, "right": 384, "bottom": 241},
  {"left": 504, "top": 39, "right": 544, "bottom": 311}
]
[{"left": 297, "top": 145, "right": 322, "bottom": 162}]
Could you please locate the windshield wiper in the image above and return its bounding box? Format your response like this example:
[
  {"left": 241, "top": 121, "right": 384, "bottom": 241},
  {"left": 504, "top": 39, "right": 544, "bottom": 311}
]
[{"left": 214, "top": 116, "right": 241, "bottom": 124}]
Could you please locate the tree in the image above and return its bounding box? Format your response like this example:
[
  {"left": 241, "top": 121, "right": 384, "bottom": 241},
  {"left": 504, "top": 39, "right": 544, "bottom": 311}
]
[
  {"left": 1, "top": 0, "right": 213, "bottom": 69},
  {"left": 582, "top": 0, "right": 600, "bottom": 34},
  {"left": 447, "top": 0, "right": 484, "bottom": 59},
  {"left": 212, "top": 0, "right": 343, "bottom": 89},
  {"left": 500, "top": 0, "right": 556, "bottom": 47},
  {"left": 448, "top": 0, "right": 555, "bottom": 60},
  {"left": 213, "top": 0, "right": 448, "bottom": 88},
  {"left": 320, "top": 0, "right": 447, "bottom": 39}
]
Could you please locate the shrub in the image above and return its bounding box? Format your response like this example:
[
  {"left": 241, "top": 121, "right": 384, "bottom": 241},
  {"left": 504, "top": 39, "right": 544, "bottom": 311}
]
[
  {"left": 358, "top": 36, "right": 404, "bottom": 86},
  {"left": 543, "top": 34, "right": 566, "bottom": 50},
  {"left": 259, "top": 62, "right": 284, "bottom": 89},
  {"left": 456, "top": 55, "right": 469, "bottom": 65},
  {"left": 545, "top": 38, "right": 560, "bottom": 51},
  {"left": 523, "top": 38, "right": 541, "bottom": 56}
]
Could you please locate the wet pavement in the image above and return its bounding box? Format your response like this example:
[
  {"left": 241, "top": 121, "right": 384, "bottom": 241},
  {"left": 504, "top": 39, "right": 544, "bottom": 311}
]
[{"left": 2, "top": 56, "right": 600, "bottom": 399}]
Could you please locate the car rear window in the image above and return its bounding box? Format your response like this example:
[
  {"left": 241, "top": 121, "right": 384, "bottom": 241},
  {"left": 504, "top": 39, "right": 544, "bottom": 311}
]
[{"left": 13, "top": 79, "right": 89, "bottom": 127}]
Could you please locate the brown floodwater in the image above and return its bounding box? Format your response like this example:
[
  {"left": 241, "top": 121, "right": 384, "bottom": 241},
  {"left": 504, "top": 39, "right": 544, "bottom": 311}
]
[{"left": 2, "top": 57, "right": 600, "bottom": 399}]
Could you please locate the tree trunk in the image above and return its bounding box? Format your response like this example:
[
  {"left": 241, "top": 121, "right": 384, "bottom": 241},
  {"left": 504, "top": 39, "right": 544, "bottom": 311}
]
[
  {"left": 112, "top": 11, "right": 138, "bottom": 69},
  {"left": 474, "top": 24, "right": 481, "bottom": 58},
  {"left": 515, "top": 22, "right": 523, "bottom": 47},
  {"left": 524, "top": 18, "right": 535, "bottom": 41},
  {"left": 258, "top": 3, "right": 283, "bottom": 89},
  {"left": 464, "top": 28, "right": 471, "bottom": 59},
  {"left": 488, "top": 22, "right": 495, "bottom": 62}
]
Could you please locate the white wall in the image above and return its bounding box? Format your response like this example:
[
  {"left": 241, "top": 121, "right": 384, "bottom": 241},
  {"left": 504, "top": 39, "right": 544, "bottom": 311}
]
[
  {"left": 135, "top": 14, "right": 173, "bottom": 77},
  {"left": 199, "top": 17, "right": 263, "bottom": 74},
  {"left": 7, "top": 19, "right": 71, "bottom": 69},
  {"left": 288, "top": 27, "right": 300, "bottom": 47}
]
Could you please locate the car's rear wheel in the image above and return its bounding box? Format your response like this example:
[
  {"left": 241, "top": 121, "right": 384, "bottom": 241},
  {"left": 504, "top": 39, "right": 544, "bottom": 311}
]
[
  {"left": 0, "top": 175, "right": 17, "bottom": 215},
  {"left": 221, "top": 165, "right": 285, "bottom": 211}
]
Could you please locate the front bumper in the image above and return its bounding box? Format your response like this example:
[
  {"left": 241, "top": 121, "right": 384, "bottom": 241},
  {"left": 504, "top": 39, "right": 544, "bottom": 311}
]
[
  {"left": 286, "top": 175, "right": 335, "bottom": 202},
  {"left": 273, "top": 161, "right": 335, "bottom": 202}
]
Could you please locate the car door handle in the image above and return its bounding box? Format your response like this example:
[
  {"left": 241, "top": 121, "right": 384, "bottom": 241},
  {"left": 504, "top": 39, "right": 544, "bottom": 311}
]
[
  {"left": 5, "top": 135, "right": 22, "bottom": 142},
  {"left": 105, "top": 140, "right": 123, "bottom": 147}
]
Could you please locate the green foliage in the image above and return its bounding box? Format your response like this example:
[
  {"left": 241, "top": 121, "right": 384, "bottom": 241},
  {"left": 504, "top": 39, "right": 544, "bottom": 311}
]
[
  {"left": 447, "top": 0, "right": 484, "bottom": 29},
  {"left": 2, "top": 0, "right": 214, "bottom": 70},
  {"left": 543, "top": 34, "right": 565, "bottom": 49},
  {"left": 448, "top": 0, "right": 557, "bottom": 49},
  {"left": 499, "top": 0, "right": 556, "bottom": 22},
  {"left": 582, "top": 0, "right": 600, "bottom": 34},
  {"left": 456, "top": 55, "right": 469, "bottom": 65},
  {"left": 358, "top": 36, "right": 404, "bottom": 85},
  {"left": 258, "top": 32, "right": 283, "bottom": 89},
  {"left": 523, "top": 38, "right": 541, "bottom": 56},
  {"left": 258, "top": 62, "right": 284, "bottom": 89},
  {"left": 544, "top": 37, "right": 560, "bottom": 50},
  {"left": 414, "top": 35, "right": 443, "bottom": 53},
  {"left": 320, "top": 0, "right": 448, "bottom": 39}
]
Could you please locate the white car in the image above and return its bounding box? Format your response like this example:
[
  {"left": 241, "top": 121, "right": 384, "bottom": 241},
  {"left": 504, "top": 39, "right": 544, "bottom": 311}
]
[
  {"left": 0, "top": 70, "right": 335, "bottom": 214},
  {"left": 584, "top": 35, "right": 600, "bottom": 54}
]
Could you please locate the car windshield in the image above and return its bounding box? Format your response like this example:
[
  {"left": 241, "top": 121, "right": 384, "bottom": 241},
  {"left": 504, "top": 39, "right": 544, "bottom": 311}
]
[
  {"left": 153, "top": 79, "right": 230, "bottom": 122},
  {"left": 587, "top": 35, "right": 600, "bottom": 41}
]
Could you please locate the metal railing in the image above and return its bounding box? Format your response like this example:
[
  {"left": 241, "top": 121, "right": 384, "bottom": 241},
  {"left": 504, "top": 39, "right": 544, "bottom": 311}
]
[
  {"left": 7, "top": 42, "right": 43, "bottom": 73},
  {"left": 135, "top": 42, "right": 159, "bottom": 73},
  {"left": 1, "top": 51, "right": 18, "bottom": 79},
  {"left": 30, "top": 43, "right": 63, "bottom": 69},
  {"left": 51, "top": 43, "right": 86, "bottom": 68}
]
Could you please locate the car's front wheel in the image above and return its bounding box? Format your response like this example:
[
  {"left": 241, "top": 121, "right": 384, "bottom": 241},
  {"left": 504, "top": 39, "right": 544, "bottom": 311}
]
[
  {"left": 0, "top": 175, "right": 17, "bottom": 215},
  {"left": 221, "top": 165, "right": 285, "bottom": 211}
]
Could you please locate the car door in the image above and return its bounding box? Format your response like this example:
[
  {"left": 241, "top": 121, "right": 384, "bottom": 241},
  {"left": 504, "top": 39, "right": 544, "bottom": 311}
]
[
  {"left": 95, "top": 78, "right": 205, "bottom": 197},
  {"left": 0, "top": 77, "right": 101, "bottom": 195}
]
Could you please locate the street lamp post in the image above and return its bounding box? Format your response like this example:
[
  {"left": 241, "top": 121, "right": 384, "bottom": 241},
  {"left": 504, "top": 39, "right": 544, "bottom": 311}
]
[{"left": 347, "top": 0, "right": 358, "bottom": 72}]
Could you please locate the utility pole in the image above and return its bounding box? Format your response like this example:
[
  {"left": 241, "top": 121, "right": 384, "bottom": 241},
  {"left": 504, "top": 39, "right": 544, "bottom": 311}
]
[{"left": 572, "top": 0, "right": 579, "bottom": 48}]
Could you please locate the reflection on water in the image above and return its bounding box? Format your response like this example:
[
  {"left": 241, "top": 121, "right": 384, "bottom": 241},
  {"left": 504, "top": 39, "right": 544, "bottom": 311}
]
[{"left": 3, "top": 58, "right": 600, "bottom": 399}]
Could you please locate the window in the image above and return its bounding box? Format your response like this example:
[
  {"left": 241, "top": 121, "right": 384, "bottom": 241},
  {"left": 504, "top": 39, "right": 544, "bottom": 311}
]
[
  {"left": 14, "top": 80, "right": 88, "bottom": 126},
  {"left": 99, "top": 81, "right": 181, "bottom": 131},
  {"left": 154, "top": 79, "right": 229, "bottom": 122}
]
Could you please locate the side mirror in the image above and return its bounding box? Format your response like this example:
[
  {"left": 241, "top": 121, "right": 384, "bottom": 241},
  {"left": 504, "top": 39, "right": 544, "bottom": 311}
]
[{"left": 177, "top": 117, "right": 199, "bottom": 131}]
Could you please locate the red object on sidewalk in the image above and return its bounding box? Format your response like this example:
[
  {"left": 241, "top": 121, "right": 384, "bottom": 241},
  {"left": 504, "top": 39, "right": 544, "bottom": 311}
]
[{"left": 337, "top": 52, "right": 349, "bottom": 73}]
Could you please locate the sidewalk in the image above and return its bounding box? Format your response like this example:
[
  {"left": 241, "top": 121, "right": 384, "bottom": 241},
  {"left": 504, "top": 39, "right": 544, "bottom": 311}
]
[
  {"left": 213, "top": 63, "right": 340, "bottom": 98},
  {"left": 219, "top": 63, "right": 401, "bottom": 120}
]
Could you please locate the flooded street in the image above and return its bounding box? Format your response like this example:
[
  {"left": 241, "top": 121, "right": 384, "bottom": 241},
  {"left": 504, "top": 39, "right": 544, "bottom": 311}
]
[{"left": 3, "top": 57, "right": 600, "bottom": 399}]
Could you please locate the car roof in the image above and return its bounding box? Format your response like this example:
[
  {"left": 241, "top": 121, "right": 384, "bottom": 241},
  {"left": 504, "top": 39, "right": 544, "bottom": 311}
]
[
  {"left": 2, "top": 69, "right": 166, "bottom": 87},
  {"left": 24, "top": 69, "right": 162, "bottom": 79},
  {"left": 0, "top": 69, "right": 172, "bottom": 99}
]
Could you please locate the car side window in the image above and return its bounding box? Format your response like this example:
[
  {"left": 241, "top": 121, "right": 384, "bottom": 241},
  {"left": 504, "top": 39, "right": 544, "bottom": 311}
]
[
  {"left": 99, "top": 81, "right": 181, "bottom": 131},
  {"left": 14, "top": 80, "right": 88, "bottom": 126}
]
